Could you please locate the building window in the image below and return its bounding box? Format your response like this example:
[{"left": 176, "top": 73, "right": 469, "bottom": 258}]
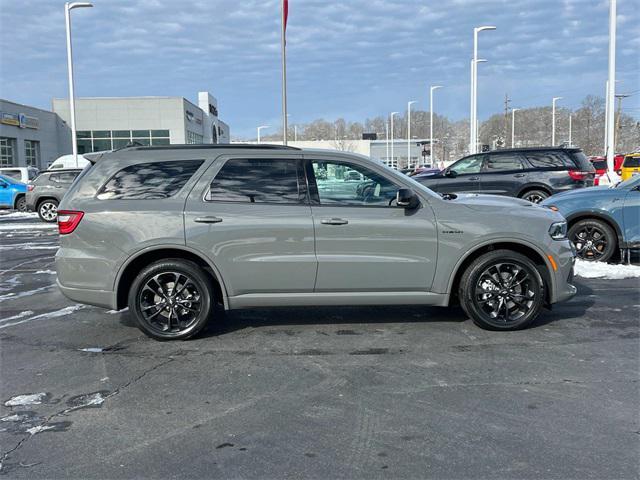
[
  {"left": 0, "top": 137, "right": 16, "bottom": 167},
  {"left": 24, "top": 140, "right": 40, "bottom": 167},
  {"left": 186, "top": 131, "right": 203, "bottom": 144},
  {"left": 76, "top": 129, "right": 171, "bottom": 153}
]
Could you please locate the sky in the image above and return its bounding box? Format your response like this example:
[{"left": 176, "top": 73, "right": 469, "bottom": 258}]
[{"left": 0, "top": 0, "right": 638, "bottom": 139}]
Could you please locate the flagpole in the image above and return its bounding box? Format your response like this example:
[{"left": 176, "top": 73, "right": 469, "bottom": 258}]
[{"left": 281, "top": 0, "right": 288, "bottom": 145}]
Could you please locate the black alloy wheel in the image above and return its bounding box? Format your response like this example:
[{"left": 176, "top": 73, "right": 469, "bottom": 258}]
[
  {"left": 459, "top": 249, "right": 544, "bottom": 330},
  {"left": 568, "top": 219, "right": 616, "bottom": 263}
]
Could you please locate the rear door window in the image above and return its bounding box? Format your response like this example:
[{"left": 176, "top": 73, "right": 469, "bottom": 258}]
[
  {"left": 483, "top": 153, "right": 524, "bottom": 172},
  {"left": 206, "top": 158, "right": 306, "bottom": 204},
  {"left": 97, "top": 160, "right": 203, "bottom": 200},
  {"left": 51, "top": 172, "right": 80, "bottom": 184}
]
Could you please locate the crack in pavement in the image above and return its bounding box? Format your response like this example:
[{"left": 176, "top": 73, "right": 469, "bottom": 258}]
[{"left": 0, "top": 357, "right": 175, "bottom": 474}]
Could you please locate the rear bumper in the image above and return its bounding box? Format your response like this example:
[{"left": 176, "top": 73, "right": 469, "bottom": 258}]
[{"left": 57, "top": 279, "right": 116, "bottom": 310}]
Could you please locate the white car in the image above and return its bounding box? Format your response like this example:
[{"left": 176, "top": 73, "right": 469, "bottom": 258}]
[
  {"left": 48, "top": 154, "right": 90, "bottom": 170},
  {"left": 0, "top": 166, "right": 39, "bottom": 183}
]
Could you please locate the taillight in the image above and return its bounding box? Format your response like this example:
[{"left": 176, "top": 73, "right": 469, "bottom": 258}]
[
  {"left": 568, "top": 170, "right": 591, "bottom": 181},
  {"left": 57, "top": 210, "right": 84, "bottom": 235},
  {"left": 27, "top": 184, "right": 34, "bottom": 191}
]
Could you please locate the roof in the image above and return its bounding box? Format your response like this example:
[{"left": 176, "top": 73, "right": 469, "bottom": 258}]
[
  {"left": 118, "top": 143, "right": 301, "bottom": 152},
  {"left": 486, "top": 146, "right": 581, "bottom": 153}
]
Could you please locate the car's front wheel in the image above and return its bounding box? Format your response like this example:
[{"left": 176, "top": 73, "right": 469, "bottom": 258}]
[
  {"left": 459, "top": 250, "right": 544, "bottom": 331},
  {"left": 568, "top": 219, "right": 616, "bottom": 262},
  {"left": 38, "top": 199, "right": 58, "bottom": 222},
  {"left": 128, "top": 259, "right": 214, "bottom": 341}
]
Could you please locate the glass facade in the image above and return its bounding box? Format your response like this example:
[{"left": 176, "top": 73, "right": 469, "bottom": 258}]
[
  {"left": 0, "top": 137, "right": 16, "bottom": 167},
  {"left": 24, "top": 140, "right": 40, "bottom": 166},
  {"left": 186, "top": 131, "right": 203, "bottom": 144},
  {"left": 76, "top": 130, "right": 171, "bottom": 153}
]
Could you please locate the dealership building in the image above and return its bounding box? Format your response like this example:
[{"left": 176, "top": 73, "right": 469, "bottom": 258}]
[
  {"left": 52, "top": 91, "right": 230, "bottom": 154},
  {"left": 0, "top": 99, "right": 72, "bottom": 170}
]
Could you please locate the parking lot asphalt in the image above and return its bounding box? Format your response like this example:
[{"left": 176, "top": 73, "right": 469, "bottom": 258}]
[{"left": 0, "top": 214, "right": 639, "bottom": 479}]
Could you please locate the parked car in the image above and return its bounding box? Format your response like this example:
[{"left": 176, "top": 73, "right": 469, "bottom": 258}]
[
  {"left": 413, "top": 147, "right": 595, "bottom": 203},
  {"left": 619, "top": 153, "right": 640, "bottom": 181},
  {"left": 541, "top": 175, "right": 640, "bottom": 263},
  {"left": 590, "top": 154, "right": 625, "bottom": 185},
  {"left": 48, "top": 154, "right": 90, "bottom": 170},
  {"left": 0, "top": 174, "right": 27, "bottom": 211},
  {"left": 0, "top": 166, "right": 39, "bottom": 183},
  {"left": 26, "top": 168, "right": 83, "bottom": 222},
  {"left": 56, "top": 144, "right": 576, "bottom": 340}
]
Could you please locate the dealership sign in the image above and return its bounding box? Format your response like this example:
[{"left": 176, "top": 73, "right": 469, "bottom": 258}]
[{"left": 0, "top": 112, "right": 39, "bottom": 129}]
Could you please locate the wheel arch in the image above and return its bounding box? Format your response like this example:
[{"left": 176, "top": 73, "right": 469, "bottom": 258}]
[
  {"left": 565, "top": 211, "right": 623, "bottom": 248},
  {"left": 447, "top": 240, "right": 553, "bottom": 307},
  {"left": 13, "top": 193, "right": 25, "bottom": 209},
  {"left": 114, "top": 246, "right": 229, "bottom": 311},
  {"left": 36, "top": 196, "right": 59, "bottom": 209},
  {"left": 517, "top": 184, "right": 552, "bottom": 198}
]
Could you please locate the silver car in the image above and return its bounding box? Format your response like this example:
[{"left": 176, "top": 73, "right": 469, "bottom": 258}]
[{"left": 56, "top": 145, "right": 576, "bottom": 340}]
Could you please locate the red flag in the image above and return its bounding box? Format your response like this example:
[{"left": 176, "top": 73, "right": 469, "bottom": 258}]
[{"left": 283, "top": 0, "right": 289, "bottom": 36}]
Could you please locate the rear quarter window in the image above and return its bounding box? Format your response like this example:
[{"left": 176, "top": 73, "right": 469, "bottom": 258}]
[
  {"left": 97, "top": 160, "right": 203, "bottom": 200},
  {"left": 623, "top": 156, "right": 640, "bottom": 168},
  {"left": 524, "top": 151, "right": 575, "bottom": 169}
]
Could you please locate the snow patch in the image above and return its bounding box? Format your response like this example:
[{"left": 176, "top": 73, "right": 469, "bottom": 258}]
[
  {"left": 0, "top": 211, "right": 39, "bottom": 219},
  {"left": 0, "top": 285, "right": 53, "bottom": 303},
  {"left": 26, "top": 425, "right": 55, "bottom": 435},
  {"left": 0, "top": 304, "right": 86, "bottom": 329},
  {"left": 35, "top": 270, "right": 56, "bottom": 275},
  {"left": 0, "top": 223, "right": 57, "bottom": 230},
  {"left": 80, "top": 347, "right": 105, "bottom": 353},
  {"left": 574, "top": 260, "right": 640, "bottom": 280},
  {"left": 4, "top": 393, "right": 48, "bottom": 407},
  {"left": 0, "top": 311, "right": 34, "bottom": 323}
]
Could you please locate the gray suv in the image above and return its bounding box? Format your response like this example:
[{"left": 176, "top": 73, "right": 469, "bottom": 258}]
[
  {"left": 27, "top": 169, "right": 83, "bottom": 222},
  {"left": 56, "top": 145, "right": 576, "bottom": 340}
]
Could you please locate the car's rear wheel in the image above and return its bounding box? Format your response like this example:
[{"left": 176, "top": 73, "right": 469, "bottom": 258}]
[
  {"left": 38, "top": 199, "right": 58, "bottom": 222},
  {"left": 568, "top": 219, "right": 616, "bottom": 262},
  {"left": 520, "top": 189, "right": 549, "bottom": 203},
  {"left": 459, "top": 250, "right": 544, "bottom": 331},
  {"left": 128, "top": 259, "right": 214, "bottom": 341},
  {"left": 15, "top": 196, "right": 26, "bottom": 212}
]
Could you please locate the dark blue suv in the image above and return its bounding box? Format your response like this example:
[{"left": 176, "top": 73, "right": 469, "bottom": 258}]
[{"left": 414, "top": 147, "right": 595, "bottom": 203}]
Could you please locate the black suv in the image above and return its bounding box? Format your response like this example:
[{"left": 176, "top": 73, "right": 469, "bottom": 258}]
[{"left": 413, "top": 147, "right": 595, "bottom": 203}]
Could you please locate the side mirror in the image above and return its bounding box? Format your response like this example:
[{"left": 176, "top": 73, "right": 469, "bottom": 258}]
[
  {"left": 397, "top": 188, "right": 420, "bottom": 209},
  {"left": 446, "top": 169, "right": 458, "bottom": 178}
]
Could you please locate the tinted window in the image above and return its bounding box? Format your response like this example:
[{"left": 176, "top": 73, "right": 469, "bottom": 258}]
[
  {"left": 312, "top": 160, "right": 400, "bottom": 207},
  {"left": 623, "top": 156, "right": 640, "bottom": 168},
  {"left": 450, "top": 155, "right": 483, "bottom": 175},
  {"left": 97, "top": 160, "right": 203, "bottom": 200},
  {"left": 524, "top": 151, "right": 574, "bottom": 169},
  {"left": 50, "top": 172, "right": 80, "bottom": 184},
  {"left": 592, "top": 160, "right": 607, "bottom": 170},
  {"left": 1, "top": 169, "right": 21, "bottom": 181},
  {"left": 206, "top": 159, "right": 304, "bottom": 204},
  {"left": 484, "top": 154, "right": 523, "bottom": 172}
]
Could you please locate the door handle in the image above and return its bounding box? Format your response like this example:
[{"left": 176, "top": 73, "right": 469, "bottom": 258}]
[
  {"left": 321, "top": 218, "right": 348, "bottom": 225},
  {"left": 468, "top": 176, "right": 479, "bottom": 181},
  {"left": 194, "top": 216, "right": 223, "bottom": 224},
  {"left": 514, "top": 173, "right": 526, "bottom": 178}
]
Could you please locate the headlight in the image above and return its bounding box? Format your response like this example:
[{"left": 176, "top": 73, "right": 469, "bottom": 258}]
[{"left": 548, "top": 221, "right": 567, "bottom": 240}]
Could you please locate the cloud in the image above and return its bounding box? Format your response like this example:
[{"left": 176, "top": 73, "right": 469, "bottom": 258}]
[{"left": 0, "top": 0, "right": 638, "bottom": 138}]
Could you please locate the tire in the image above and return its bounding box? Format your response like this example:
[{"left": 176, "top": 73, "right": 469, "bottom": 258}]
[
  {"left": 128, "top": 259, "right": 214, "bottom": 341},
  {"left": 568, "top": 219, "right": 616, "bottom": 263},
  {"left": 520, "top": 189, "right": 549, "bottom": 204},
  {"left": 14, "top": 196, "right": 26, "bottom": 212},
  {"left": 458, "top": 249, "right": 545, "bottom": 331},
  {"left": 38, "top": 199, "right": 58, "bottom": 222}
]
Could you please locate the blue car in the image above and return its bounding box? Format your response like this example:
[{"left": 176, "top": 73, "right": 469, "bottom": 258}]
[
  {"left": 541, "top": 175, "right": 640, "bottom": 263},
  {"left": 0, "top": 174, "right": 27, "bottom": 212}
]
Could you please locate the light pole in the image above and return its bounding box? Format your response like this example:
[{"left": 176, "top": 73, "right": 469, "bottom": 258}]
[
  {"left": 470, "top": 25, "right": 496, "bottom": 154},
  {"left": 385, "top": 121, "right": 389, "bottom": 165},
  {"left": 511, "top": 108, "right": 519, "bottom": 148},
  {"left": 390, "top": 111, "right": 399, "bottom": 168},
  {"left": 294, "top": 125, "right": 298, "bottom": 142},
  {"left": 257, "top": 125, "right": 270, "bottom": 143},
  {"left": 568, "top": 114, "right": 572, "bottom": 146},
  {"left": 407, "top": 101, "right": 417, "bottom": 169},
  {"left": 552, "top": 97, "right": 563, "bottom": 146},
  {"left": 429, "top": 86, "right": 442, "bottom": 165},
  {"left": 606, "top": 0, "right": 617, "bottom": 177},
  {"left": 65, "top": 1, "right": 93, "bottom": 167}
]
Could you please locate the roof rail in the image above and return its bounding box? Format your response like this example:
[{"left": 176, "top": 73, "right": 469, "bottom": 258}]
[{"left": 122, "top": 143, "right": 301, "bottom": 152}]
